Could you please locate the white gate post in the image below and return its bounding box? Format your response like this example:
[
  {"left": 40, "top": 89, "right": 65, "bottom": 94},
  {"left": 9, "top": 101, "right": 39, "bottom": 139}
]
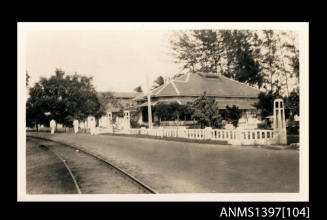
[
  {"left": 204, "top": 127, "right": 212, "bottom": 140},
  {"left": 107, "top": 112, "right": 113, "bottom": 132},
  {"left": 124, "top": 110, "right": 131, "bottom": 131},
  {"left": 177, "top": 127, "right": 186, "bottom": 138},
  {"left": 230, "top": 129, "right": 242, "bottom": 145},
  {"left": 273, "top": 99, "right": 287, "bottom": 144}
]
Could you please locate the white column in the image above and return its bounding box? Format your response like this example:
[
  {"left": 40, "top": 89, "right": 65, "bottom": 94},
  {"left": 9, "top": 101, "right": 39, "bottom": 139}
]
[
  {"left": 124, "top": 110, "right": 131, "bottom": 130},
  {"left": 147, "top": 95, "right": 153, "bottom": 129},
  {"left": 204, "top": 127, "right": 212, "bottom": 140},
  {"left": 273, "top": 99, "right": 287, "bottom": 144},
  {"left": 107, "top": 112, "right": 113, "bottom": 132},
  {"left": 138, "top": 110, "right": 143, "bottom": 125}
]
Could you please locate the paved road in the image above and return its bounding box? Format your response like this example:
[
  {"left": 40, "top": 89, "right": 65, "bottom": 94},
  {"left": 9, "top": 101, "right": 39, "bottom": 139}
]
[{"left": 27, "top": 132, "right": 299, "bottom": 193}]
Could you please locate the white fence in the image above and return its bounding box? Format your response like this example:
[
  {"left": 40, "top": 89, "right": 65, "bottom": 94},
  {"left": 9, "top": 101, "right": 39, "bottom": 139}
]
[
  {"left": 232, "top": 129, "right": 275, "bottom": 145},
  {"left": 128, "top": 127, "right": 275, "bottom": 145}
]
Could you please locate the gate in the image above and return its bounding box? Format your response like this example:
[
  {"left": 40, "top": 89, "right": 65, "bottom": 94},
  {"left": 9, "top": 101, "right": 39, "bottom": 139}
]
[{"left": 98, "top": 111, "right": 130, "bottom": 134}]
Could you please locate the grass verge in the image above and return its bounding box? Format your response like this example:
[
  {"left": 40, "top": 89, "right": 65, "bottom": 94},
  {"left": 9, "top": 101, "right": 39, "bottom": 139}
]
[{"left": 101, "top": 133, "right": 229, "bottom": 145}]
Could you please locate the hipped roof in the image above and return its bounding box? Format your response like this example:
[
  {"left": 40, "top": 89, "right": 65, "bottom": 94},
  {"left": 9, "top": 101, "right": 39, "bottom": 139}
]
[{"left": 135, "top": 73, "right": 260, "bottom": 100}]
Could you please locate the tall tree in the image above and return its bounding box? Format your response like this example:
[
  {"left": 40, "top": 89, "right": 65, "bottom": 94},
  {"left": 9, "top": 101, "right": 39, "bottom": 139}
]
[
  {"left": 26, "top": 69, "right": 105, "bottom": 127},
  {"left": 170, "top": 30, "right": 264, "bottom": 87},
  {"left": 134, "top": 86, "right": 143, "bottom": 93},
  {"left": 282, "top": 32, "right": 299, "bottom": 88},
  {"left": 170, "top": 30, "right": 226, "bottom": 74},
  {"left": 26, "top": 82, "right": 49, "bottom": 129},
  {"left": 169, "top": 30, "right": 299, "bottom": 94},
  {"left": 192, "top": 30, "right": 225, "bottom": 73},
  {"left": 285, "top": 88, "right": 299, "bottom": 120},
  {"left": 152, "top": 76, "right": 165, "bottom": 89},
  {"left": 170, "top": 31, "right": 199, "bottom": 73},
  {"left": 221, "top": 30, "right": 264, "bottom": 87},
  {"left": 253, "top": 91, "right": 281, "bottom": 120}
]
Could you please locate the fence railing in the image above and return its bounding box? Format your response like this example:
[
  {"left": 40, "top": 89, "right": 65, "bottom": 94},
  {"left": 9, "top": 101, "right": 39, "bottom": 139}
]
[
  {"left": 234, "top": 129, "right": 275, "bottom": 145},
  {"left": 31, "top": 125, "right": 276, "bottom": 145},
  {"left": 128, "top": 127, "right": 276, "bottom": 145},
  {"left": 211, "top": 129, "right": 237, "bottom": 141}
]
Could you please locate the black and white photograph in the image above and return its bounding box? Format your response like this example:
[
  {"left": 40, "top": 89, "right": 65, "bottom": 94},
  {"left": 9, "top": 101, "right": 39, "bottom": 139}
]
[{"left": 17, "top": 22, "right": 309, "bottom": 201}]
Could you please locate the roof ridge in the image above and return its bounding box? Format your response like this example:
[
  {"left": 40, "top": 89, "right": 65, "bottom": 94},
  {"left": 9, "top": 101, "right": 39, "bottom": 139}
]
[
  {"left": 170, "top": 81, "right": 180, "bottom": 95},
  {"left": 220, "top": 75, "right": 260, "bottom": 91},
  {"left": 99, "top": 91, "right": 139, "bottom": 94},
  {"left": 174, "top": 72, "right": 191, "bottom": 83},
  {"left": 154, "top": 81, "right": 172, "bottom": 96},
  {"left": 139, "top": 73, "right": 260, "bottom": 99}
]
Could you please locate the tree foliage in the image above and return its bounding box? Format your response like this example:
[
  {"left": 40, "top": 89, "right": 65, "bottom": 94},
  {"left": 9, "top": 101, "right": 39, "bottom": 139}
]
[
  {"left": 26, "top": 71, "right": 30, "bottom": 87},
  {"left": 282, "top": 32, "right": 299, "bottom": 84},
  {"left": 26, "top": 83, "right": 49, "bottom": 128},
  {"left": 154, "top": 103, "right": 180, "bottom": 123},
  {"left": 253, "top": 91, "right": 281, "bottom": 119},
  {"left": 254, "top": 88, "right": 299, "bottom": 125},
  {"left": 170, "top": 30, "right": 263, "bottom": 86},
  {"left": 153, "top": 103, "right": 170, "bottom": 124},
  {"left": 134, "top": 86, "right": 143, "bottom": 93},
  {"left": 221, "top": 30, "right": 264, "bottom": 87},
  {"left": 26, "top": 69, "right": 105, "bottom": 127},
  {"left": 189, "top": 92, "right": 222, "bottom": 128},
  {"left": 285, "top": 88, "right": 299, "bottom": 120},
  {"left": 152, "top": 76, "right": 165, "bottom": 89},
  {"left": 130, "top": 109, "right": 142, "bottom": 128},
  {"left": 170, "top": 30, "right": 299, "bottom": 96},
  {"left": 222, "top": 105, "right": 242, "bottom": 127},
  {"left": 98, "top": 92, "right": 123, "bottom": 112}
]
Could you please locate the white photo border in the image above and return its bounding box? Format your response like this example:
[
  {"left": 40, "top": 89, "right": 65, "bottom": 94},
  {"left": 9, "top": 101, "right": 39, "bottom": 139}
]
[{"left": 17, "top": 22, "right": 309, "bottom": 202}]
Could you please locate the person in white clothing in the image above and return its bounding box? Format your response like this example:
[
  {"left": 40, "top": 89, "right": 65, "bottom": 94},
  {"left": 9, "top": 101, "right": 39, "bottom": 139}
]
[
  {"left": 73, "top": 119, "right": 79, "bottom": 134},
  {"left": 89, "top": 117, "right": 96, "bottom": 135},
  {"left": 50, "top": 119, "right": 56, "bottom": 135}
]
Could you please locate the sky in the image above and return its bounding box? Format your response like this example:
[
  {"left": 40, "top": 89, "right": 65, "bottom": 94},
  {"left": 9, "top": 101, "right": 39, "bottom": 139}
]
[
  {"left": 25, "top": 26, "right": 300, "bottom": 94},
  {"left": 26, "top": 30, "right": 181, "bottom": 92}
]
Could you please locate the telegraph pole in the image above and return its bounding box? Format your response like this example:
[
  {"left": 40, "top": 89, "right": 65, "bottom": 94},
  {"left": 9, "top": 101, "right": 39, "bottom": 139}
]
[{"left": 146, "top": 74, "right": 153, "bottom": 129}]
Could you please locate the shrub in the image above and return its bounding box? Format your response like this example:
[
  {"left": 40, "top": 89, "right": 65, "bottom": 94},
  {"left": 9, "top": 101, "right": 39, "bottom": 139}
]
[{"left": 222, "top": 105, "right": 242, "bottom": 127}]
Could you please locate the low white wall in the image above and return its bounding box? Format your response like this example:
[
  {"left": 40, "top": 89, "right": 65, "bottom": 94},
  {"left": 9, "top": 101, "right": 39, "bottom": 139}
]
[{"left": 128, "top": 127, "right": 276, "bottom": 145}]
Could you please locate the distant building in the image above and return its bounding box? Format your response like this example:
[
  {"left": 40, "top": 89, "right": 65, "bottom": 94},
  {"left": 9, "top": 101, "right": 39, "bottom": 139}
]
[
  {"left": 96, "top": 91, "right": 142, "bottom": 128},
  {"left": 97, "top": 91, "right": 141, "bottom": 113},
  {"left": 96, "top": 73, "right": 261, "bottom": 129},
  {"left": 134, "top": 72, "right": 261, "bottom": 126}
]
